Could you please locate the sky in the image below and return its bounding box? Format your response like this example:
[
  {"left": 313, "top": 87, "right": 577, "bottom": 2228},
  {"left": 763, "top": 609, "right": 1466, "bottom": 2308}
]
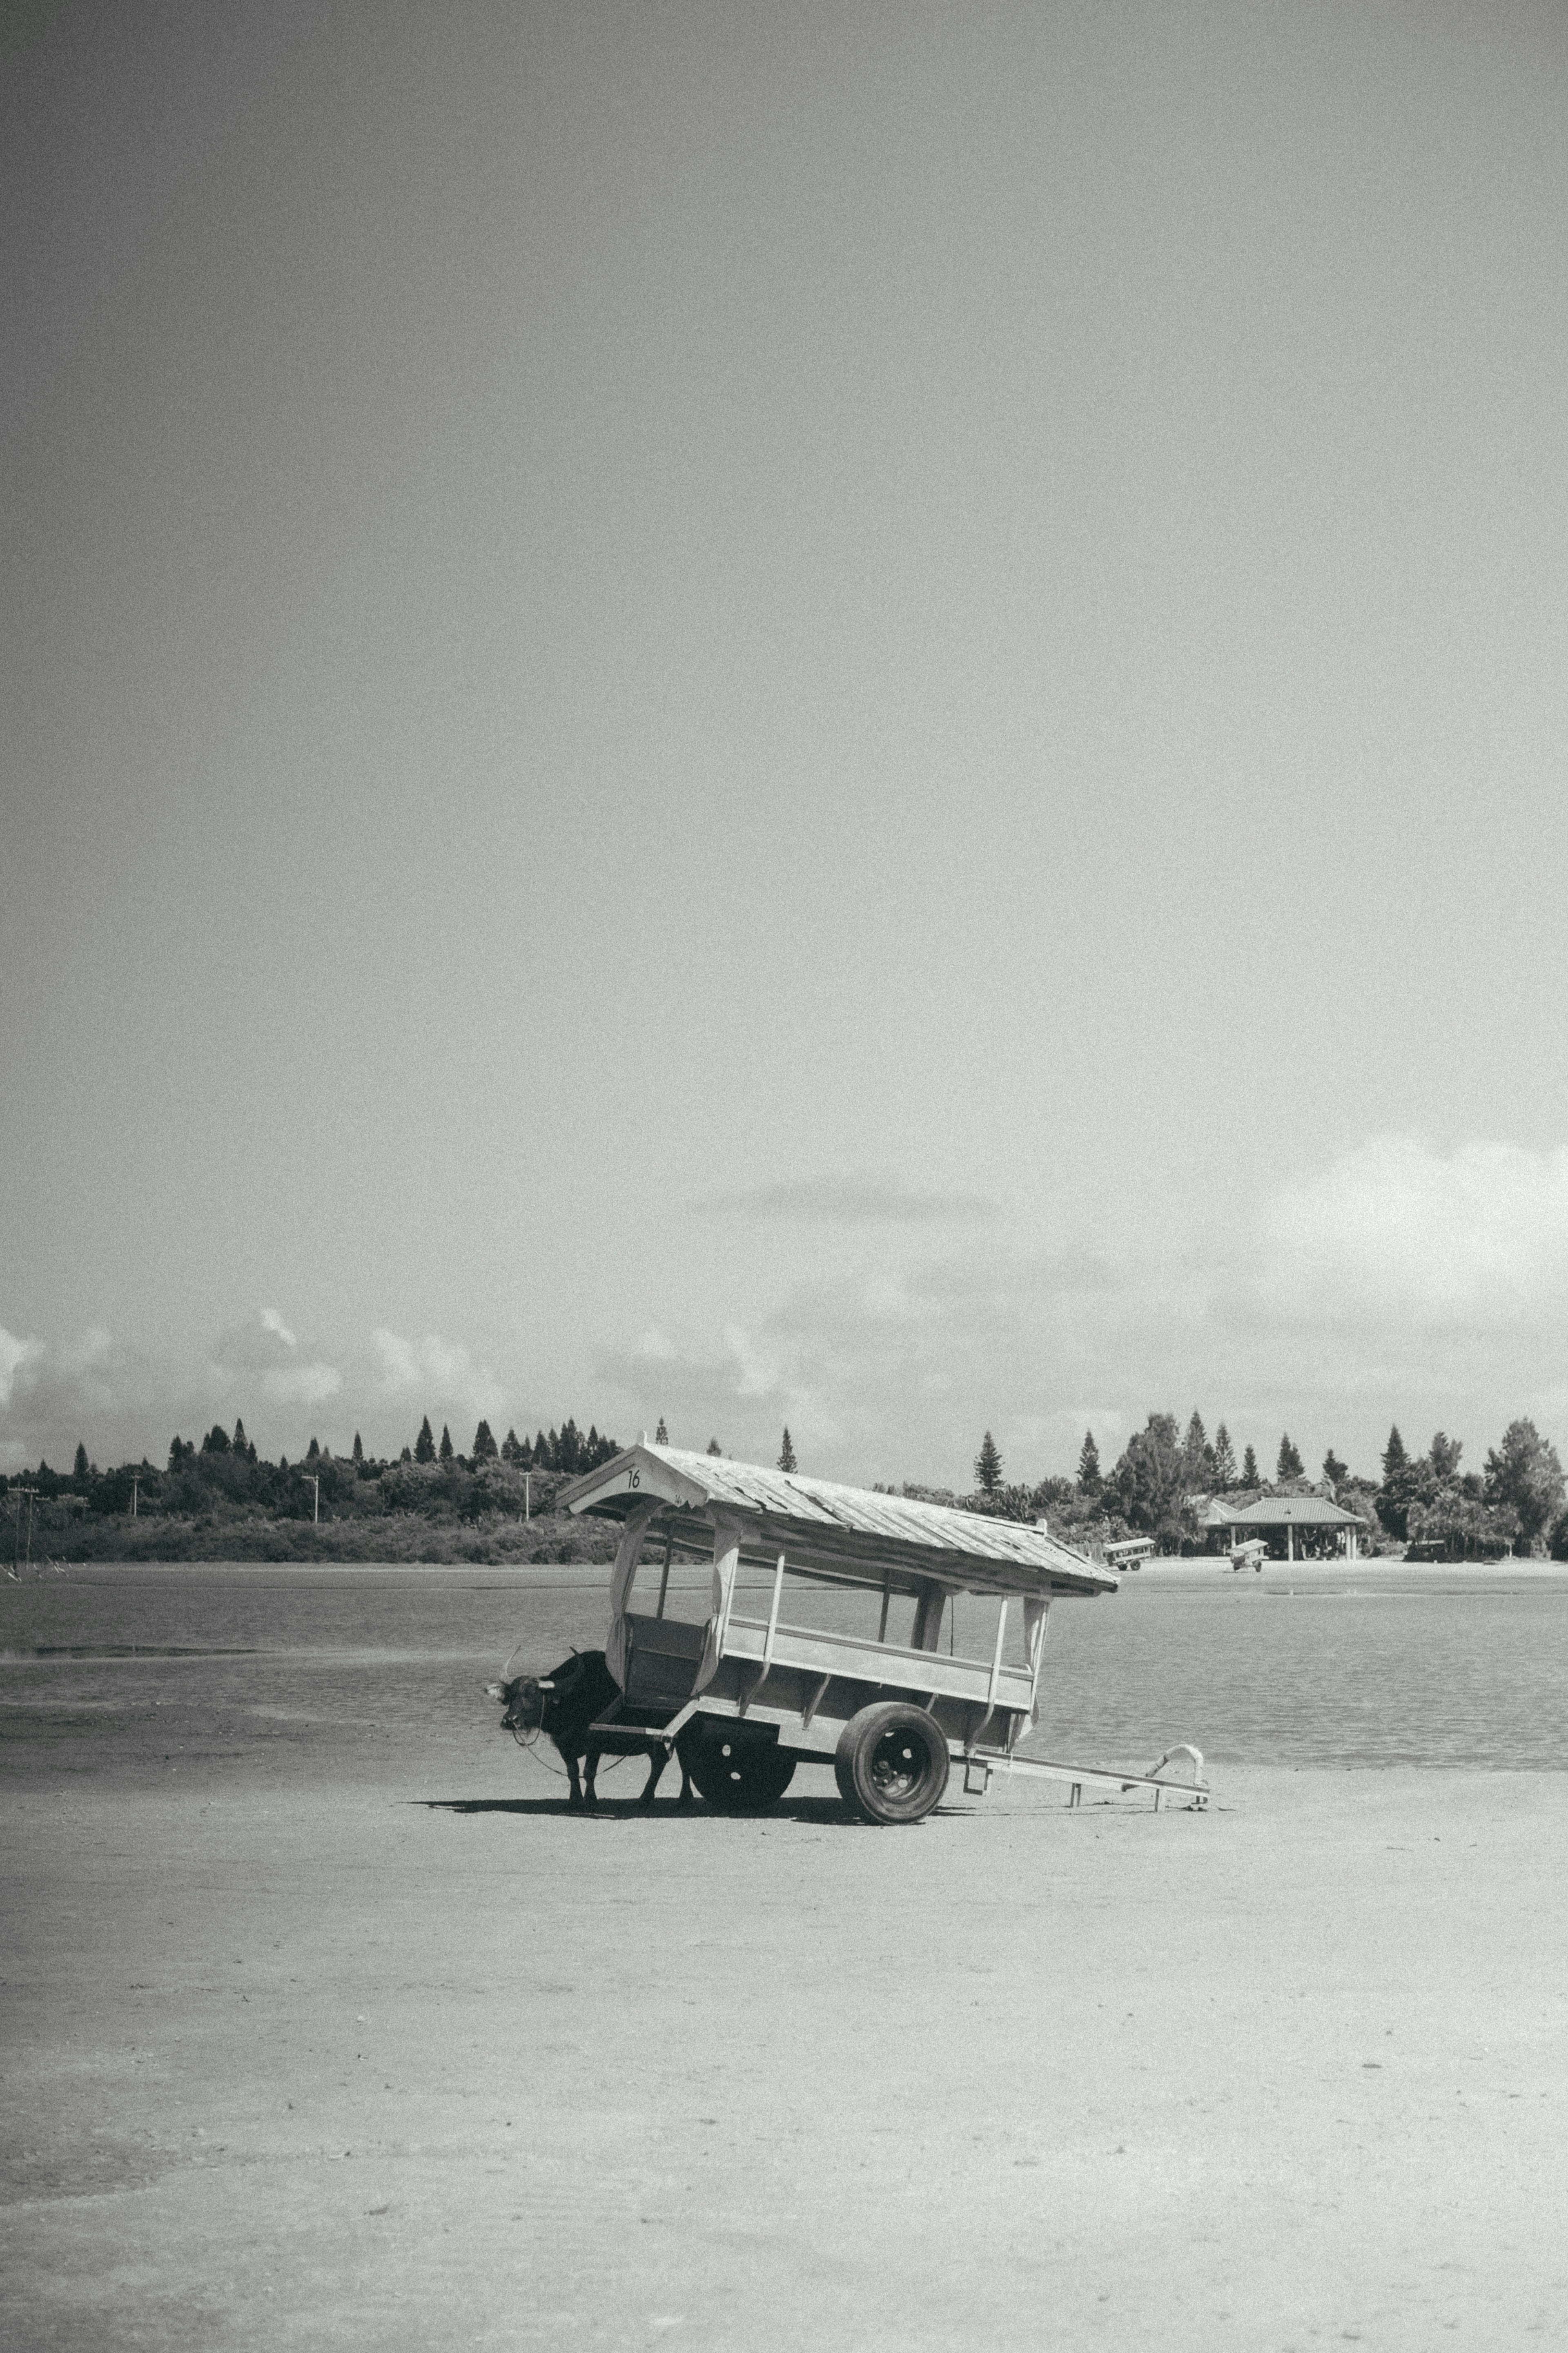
[{"left": 4, "top": 0, "right": 1568, "bottom": 1490}]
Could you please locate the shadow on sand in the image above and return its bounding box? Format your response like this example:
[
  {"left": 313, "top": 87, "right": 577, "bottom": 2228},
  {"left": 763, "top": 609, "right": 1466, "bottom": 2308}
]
[{"left": 415, "top": 1794, "right": 949, "bottom": 1826}]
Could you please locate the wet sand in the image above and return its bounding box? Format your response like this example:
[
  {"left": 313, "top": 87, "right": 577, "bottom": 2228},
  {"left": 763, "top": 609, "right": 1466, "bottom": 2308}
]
[{"left": 5, "top": 1737, "right": 1568, "bottom": 2351}]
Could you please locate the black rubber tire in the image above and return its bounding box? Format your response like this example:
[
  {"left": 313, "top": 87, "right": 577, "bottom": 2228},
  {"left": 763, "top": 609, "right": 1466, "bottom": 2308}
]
[
  {"left": 835, "top": 1702, "right": 950, "bottom": 1825},
  {"left": 681, "top": 1723, "right": 797, "bottom": 1813}
]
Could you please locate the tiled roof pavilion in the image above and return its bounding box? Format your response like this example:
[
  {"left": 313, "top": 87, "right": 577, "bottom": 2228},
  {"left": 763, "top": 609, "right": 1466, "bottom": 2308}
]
[{"left": 1205, "top": 1491, "right": 1368, "bottom": 1558}]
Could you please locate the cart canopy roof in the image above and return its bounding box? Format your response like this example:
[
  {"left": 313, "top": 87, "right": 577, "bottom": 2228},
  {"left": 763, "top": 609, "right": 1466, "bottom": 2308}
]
[{"left": 559, "top": 1441, "right": 1117, "bottom": 1599}]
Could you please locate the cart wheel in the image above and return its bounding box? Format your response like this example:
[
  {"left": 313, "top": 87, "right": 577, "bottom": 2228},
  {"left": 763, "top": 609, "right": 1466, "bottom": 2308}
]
[
  {"left": 835, "top": 1703, "right": 950, "bottom": 1825},
  {"left": 682, "top": 1725, "right": 796, "bottom": 1812}
]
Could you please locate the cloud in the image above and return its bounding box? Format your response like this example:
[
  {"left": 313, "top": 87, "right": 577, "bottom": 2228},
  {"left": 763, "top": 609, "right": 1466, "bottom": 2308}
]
[
  {"left": 209, "top": 1312, "right": 342, "bottom": 1409},
  {"left": 262, "top": 1361, "right": 343, "bottom": 1407},
  {"left": 693, "top": 1176, "right": 1000, "bottom": 1225},
  {"left": 370, "top": 1327, "right": 503, "bottom": 1421},
  {"left": 0, "top": 1313, "right": 508, "bottom": 1470},
  {"left": 0, "top": 1325, "right": 168, "bottom": 1472},
  {"left": 0, "top": 1325, "right": 42, "bottom": 1409},
  {"left": 1258, "top": 1137, "right": 1568, "bottom": 1326},
  {"left": 372, "top": 1329, "right": 420, "bottom": 1390},
  {"left": 10, "top": 1135, "right": 1568, "bottom": 1485}
]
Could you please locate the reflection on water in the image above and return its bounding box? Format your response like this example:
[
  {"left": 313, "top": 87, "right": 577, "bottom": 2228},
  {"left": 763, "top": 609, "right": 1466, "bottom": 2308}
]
[{"left": 2, "top": 1560, "right": 1566, "bottom": 1779}]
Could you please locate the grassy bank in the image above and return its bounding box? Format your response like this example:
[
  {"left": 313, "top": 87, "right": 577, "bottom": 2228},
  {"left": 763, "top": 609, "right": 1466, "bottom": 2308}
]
[{"left": 12, "top": 1508, "right": 622, "bottom": 1568}]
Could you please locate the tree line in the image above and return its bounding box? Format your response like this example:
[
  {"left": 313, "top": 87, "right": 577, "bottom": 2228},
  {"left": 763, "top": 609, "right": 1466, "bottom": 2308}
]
[
  {"left": 11, "top": 1405, "right": 1567, "bottom": 1563},
  {"left": 4, "top": 1410, "right": 621, "bottom": 1527},
  {"left": 942, "top": 1412, "right": 1568, "bottom": 1560}
]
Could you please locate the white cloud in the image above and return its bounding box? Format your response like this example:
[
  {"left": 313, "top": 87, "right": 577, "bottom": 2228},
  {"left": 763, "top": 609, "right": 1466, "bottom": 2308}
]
[
  {"left": 0, "top": 1312, "right": 501, "bottom": 1469},
  {"left": 369, "top": 1328, "right": 503, "bottom": 1421},
  {"left": 372, "top": 1328, "right": 420, "bottom": 1390},
  {"left": 261, "top": 1361, "right": 343, "bottom": 1407},
  {"left": 0, "top": 1325, "right": 42, "bottom": 1409},
  {"left": 1260, "top": 1136, "right": 1568, "bottom": 1326},
  {"left": 210, "top": 1313, "right": 341, "bottom": 1412}
]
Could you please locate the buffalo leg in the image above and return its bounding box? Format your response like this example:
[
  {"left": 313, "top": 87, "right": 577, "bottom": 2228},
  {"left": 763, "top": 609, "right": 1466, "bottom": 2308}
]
[
  {"left": 639, "top": 1749, "right": 669, "bottom": 1806},
  {"left": 583, "top": 1745, "right": 600, "bottom": 1807},
  {"left": 563, "top": 1751, "right": 584, "bottom": 1808}
]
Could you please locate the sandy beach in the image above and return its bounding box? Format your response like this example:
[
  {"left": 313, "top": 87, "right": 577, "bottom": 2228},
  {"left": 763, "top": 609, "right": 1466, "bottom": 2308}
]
[{"left": 6, "top": 1730, "right": 1568, "bottom": 2351}]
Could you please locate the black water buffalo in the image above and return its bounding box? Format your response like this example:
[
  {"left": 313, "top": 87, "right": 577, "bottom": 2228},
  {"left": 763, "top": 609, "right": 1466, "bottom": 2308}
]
[{"left": 485, "top": 1647, "right": 692, "bottom": 1809}]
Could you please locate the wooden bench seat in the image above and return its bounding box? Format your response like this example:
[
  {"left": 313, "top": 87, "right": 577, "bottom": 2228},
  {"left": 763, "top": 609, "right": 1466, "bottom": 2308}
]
[{"left": 621, "top": 1611, "right": 707, "bottom": 1710}]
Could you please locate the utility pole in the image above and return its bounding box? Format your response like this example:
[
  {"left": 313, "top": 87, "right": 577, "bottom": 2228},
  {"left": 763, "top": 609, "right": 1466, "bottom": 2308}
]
[
  {"left": 13, "top": 1484, "right": 38, "bottom": 1574},
  {"left": 131, "top": 1474, "right": 139, "bottom": 1518},
  {"left": 522, "top": 1470, "right": 532, "bottom": 1522},
  {"left": 303, "top": 1472, "right": 320, "bottom": 1525}
]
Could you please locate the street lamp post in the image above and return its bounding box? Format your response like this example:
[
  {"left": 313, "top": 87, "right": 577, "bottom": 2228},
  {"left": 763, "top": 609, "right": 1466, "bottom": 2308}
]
[{"left": 303, "top": 1472, "right": 320, "bottom": 1525}]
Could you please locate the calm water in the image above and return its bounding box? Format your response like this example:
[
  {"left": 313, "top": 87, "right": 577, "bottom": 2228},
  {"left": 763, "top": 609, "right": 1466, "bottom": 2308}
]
[{"left": 2, "top": 1560, "right": 1566, "bottom": 1784}]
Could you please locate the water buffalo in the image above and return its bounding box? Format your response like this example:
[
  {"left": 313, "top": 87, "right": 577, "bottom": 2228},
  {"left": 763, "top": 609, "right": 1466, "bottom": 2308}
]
[{"left": 486, "top": 1647, "right": 692, "bottom": 1809}]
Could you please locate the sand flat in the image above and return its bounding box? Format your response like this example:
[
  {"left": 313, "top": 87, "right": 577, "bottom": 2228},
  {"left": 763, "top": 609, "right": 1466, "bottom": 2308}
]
[{"left": 4, "top": 1758, "right": 1567, "bottom": 2350}]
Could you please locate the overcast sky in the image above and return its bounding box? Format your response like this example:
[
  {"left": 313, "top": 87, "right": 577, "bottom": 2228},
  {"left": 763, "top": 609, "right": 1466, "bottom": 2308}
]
[{"left": 5, "top": 1, "right": 1568, "bottom": 1487}]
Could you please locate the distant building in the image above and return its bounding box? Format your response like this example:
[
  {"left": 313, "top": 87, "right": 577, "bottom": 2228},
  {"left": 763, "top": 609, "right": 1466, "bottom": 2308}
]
[{"left": 1201, "top": 1492, "right": 1368, "bottom": 1562}]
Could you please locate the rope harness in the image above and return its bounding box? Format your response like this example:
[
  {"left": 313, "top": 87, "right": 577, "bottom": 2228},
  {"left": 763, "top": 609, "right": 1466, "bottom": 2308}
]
[{"left": 502, "top": 1673, "right": 633, "bottom": 1781}]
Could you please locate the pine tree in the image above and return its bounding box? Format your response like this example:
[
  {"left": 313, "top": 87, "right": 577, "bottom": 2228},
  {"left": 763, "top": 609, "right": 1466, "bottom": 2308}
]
[
  {"left": 1241, "top": 1443, "right": 1259, "bottom": 1487},
  {"left": 1276, "top": 1434, "right": 1304, "bottom": 1479},
  {"left": 1484, "top": 1418, "right": 1566, "bottom": 1546},
  {"left": 233, "top": 1418, "right": 248, "bottom": 1456},
  {"left": 1213, "top": 1424, "right": 1237, "bottom": 1489},
  {"left": 1378, "top": 1424, "right": 1416, "bottom": 1541},
  {"left": 655, "top": 1416, "right": 668, "bottom": 1445},
  {"left": 415, "top": 1416, "right": 436, "bottom": 1464},
  {"left": 472, "top": 1420, "right": 498, "bottom": 1461},
  {"left": 1181, "top": 1412, "right": 1208, "bottom": 1489},
  {"left": 707, "top": 1437, "right": 722, "bottom": 1456},
  {"left": 1076, "top": 1431, "right": 1101, "bottom": 1497},
  {"left": 778, "top": 1427, "right": 797, "bottom": 1472},
  {"left": 306, "top": 1436, "right": 320, "bottom": 1463},
  {"left": 438, "top": 1424, "right": 454, "bottom": 1463},
  {"left": 352, "top": 1432, "right": 364, "bottom": 1466},
  {"left": 1428, "top": 1432, "right": 1462, "bottom": 1482},
  {"left": 399, "top": 1445, "right": 412, "bottom": 1464},
  {"left": 1322, "top": 1447, "right": 1348, "bottom": 1489},
  {"left": 975, "top": 1432, "right": 1003, "bottom": 1494},
  {"left": 73, "top": 1441, "right": 89, "bottom": 1480},
  {"left": 501, "top": 1427, "right": 521, "bottom": 1463},
  {"left": 203, "top": 1423, "right": 231, "bottom": 1454}
]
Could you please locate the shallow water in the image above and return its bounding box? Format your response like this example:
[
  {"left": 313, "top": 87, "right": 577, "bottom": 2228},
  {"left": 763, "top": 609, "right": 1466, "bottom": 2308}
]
[{"left": 1, "top": 1559, "right": 1565, "bottom": 1782}]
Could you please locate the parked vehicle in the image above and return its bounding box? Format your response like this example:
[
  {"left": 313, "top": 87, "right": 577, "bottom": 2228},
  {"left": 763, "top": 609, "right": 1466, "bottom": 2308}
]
[{"left": 520, "top": 1441, "right": 1206, "bottom": 1824}]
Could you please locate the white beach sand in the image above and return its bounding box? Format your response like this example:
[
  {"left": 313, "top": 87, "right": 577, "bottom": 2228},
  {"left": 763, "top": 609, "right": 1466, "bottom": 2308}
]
[{"left": 5, "top": 1753, "right": 1567, "bottom": 2351}]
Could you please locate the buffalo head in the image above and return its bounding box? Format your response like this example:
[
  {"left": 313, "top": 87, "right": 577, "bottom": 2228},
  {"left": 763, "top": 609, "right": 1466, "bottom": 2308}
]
[{"left": 484, "top": 1672, "right": 553, "bottom": 1736}]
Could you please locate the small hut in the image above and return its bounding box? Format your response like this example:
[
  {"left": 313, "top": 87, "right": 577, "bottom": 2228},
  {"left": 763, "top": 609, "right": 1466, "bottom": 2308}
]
[{"left": 1205, "top": 1492, "right": 1368, "bottom": 1562}]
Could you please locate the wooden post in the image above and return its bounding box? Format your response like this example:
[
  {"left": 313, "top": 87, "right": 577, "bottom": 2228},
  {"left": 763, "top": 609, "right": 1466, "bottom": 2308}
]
[
  {"left": 655, "top": 1530, "right": 673, "bottom": 1619},
  {"left": 691, "top": 1512, "right": 742, "bottom": 1696},
  {"left": 605, "top": 1499, "right": 658, "bottom": 1690},
  {"left": 877, "top": 1568, "right": 892, "bottom": 1645},
  {"left": 987, "top": 1597, "right": 1009, "bottom": 1707},
  {"left": 911, "top": 1580, "right": 945, "bottom": 1651},
  {"left": 763, "top": 1551, "right": 786, "bottom": 1671},
  {"left": 1023, "top": 1594, "right": 1051, "bottom": 1707}
]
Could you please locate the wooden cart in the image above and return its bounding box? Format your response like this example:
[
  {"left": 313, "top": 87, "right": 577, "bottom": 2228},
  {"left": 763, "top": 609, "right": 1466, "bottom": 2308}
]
[{"left": 557, "top": 1443, "right": 1206, "bottom": 1824}]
